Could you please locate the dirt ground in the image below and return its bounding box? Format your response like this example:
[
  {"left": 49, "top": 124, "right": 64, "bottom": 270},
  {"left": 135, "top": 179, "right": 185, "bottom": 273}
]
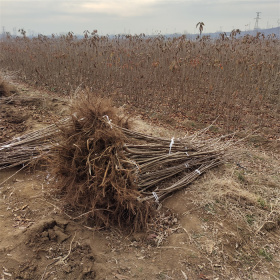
[{"left": 0, "top": 75, "right": 279, "bottom": 280}]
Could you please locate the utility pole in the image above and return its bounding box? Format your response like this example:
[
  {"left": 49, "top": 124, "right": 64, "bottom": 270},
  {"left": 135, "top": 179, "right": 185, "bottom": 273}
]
[
  {"left": 1, "top": 26, "right": 5, "bottom": 38},
  {"left": 254, "top": 12, "right": 261, "bottom": 30}
]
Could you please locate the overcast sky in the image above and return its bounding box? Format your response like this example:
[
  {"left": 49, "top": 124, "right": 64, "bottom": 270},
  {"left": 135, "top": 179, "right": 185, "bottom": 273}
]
[{"left": 0, "top": 0, "right": 279, "bottom": 36}]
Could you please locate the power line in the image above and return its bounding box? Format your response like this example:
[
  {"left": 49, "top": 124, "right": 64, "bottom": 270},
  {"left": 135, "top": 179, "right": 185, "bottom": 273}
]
[{"left": 254, "top": 12, "right": 261, "bottom": 30}]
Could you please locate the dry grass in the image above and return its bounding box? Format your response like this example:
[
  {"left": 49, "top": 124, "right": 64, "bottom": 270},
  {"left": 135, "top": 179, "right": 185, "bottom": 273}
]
[
  {"left": 0, "top": 32, "right": 279, "bottom": 136},
  {"left": 182, "top": 146, "right": 280, "bottom": 277}
]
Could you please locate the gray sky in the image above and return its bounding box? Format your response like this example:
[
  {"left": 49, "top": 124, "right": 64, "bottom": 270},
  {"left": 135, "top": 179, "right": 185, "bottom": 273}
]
[{"left": 0, "top": 0, "right": 279, "bottom": 36}]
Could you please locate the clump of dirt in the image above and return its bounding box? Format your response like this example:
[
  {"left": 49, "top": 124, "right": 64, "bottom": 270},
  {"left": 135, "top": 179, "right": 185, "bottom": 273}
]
[
  {"left": 0, "top": 104, "right": 30, "bottom": 141},
  {"left": 0, "top": 75, "right": 17, "bottom": 97},
  {"left": 27, "top": 218, "right": 70, "bottom": 245},
  {"left": 21, "top": 218, "right": 96, "bottom": 280},
  {"left": 5, "top": 108, "right": 29, "bottom": 124},
  {"left": 48, "top": 95, "right": 153, "bottom": 232}
]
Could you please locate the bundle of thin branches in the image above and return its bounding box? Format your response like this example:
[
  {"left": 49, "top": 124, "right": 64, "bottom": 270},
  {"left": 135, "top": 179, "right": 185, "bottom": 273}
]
[
  {"left": 0, "top": 113, "right": 230, "bottom": 184},
  {"left": 0, "top": 113, "right": 230, "bottom": 198},
  {"left": 0, "top": 118, "right": 69, "bottom": 170},
  {"left": 0, "top": 97, "right": 233, "bottom": 232},
  {"left": 44, "top": 97, "right": 152, "bottom": 232},
  {"left": 0, "top": 94, "right": 55, "bottom": 106},
  {"left": 110, "top": 122, "right": 231, "bottom": 203}
]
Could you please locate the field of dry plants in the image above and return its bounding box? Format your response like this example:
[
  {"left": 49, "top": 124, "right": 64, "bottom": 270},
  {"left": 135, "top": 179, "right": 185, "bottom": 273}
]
[
  {"left": 0, "top": 32, "right": 279, "bottom": 280},
  {"left": 0, "top": 31, "right": 279, "bottom": 136}
]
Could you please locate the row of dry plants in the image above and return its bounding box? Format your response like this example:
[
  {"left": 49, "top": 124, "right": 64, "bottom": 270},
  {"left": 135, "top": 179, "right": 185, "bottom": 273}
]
[{"left": 0, "top": 31, "right": 279, "bottom": 135}]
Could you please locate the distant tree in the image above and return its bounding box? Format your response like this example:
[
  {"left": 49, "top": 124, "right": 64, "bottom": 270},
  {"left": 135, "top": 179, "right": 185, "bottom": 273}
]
[
  {"left": 5, "top": 32, "right": 11, "bottom": 39},
  {"left": 230, "top": 29, "right": 241, "bottom": 39},
  {"left": 18, "top": 28, "right": 26, "bottom": 38},
  {"left": 219, "top": 32, "right": 227, "bottom": 40},
  {"left": 83, "top": 30, "right": 90, "bottom": 39},
  {"left": 196, "top": 22, "right": 205, "bottom": 37}
]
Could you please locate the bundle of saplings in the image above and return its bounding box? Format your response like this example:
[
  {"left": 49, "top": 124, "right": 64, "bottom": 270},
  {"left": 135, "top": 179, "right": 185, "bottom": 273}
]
[
  {"left": 0, "top": 94, "right": 234, "bottom": 232},
  {"left": 47, "top": 97, "right": 152, "bottom": 231}
]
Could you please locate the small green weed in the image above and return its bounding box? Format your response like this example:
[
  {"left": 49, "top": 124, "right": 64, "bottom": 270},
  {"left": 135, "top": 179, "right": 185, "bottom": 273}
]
[
  {"left": 209, "top": 125, "right": 219, "bottom": 132},
  {"left": 246, "top": 214, "right": 255, "bottom": 225},
  {"left": 257, "top": 198, "right": 268, "bottom": 209},
  {"left": 258, "top": 248, "right": 273, "bottom": 261},
  {"left": 237, "top": 171, "right": 246, "bottom": 183}
]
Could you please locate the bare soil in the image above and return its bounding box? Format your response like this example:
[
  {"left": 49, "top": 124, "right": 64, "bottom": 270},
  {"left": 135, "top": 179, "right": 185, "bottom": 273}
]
[{"left": 0, "top": 77, "right": 279, "bottom": 280}]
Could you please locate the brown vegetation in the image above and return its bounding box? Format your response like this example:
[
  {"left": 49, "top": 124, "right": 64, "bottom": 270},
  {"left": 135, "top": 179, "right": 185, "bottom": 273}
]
[
  {"left": 47, "top": 97, "right": 152, "bottom": 232},
  {"left": 0, "top": 32, "right": 279, "bottom": 137}
]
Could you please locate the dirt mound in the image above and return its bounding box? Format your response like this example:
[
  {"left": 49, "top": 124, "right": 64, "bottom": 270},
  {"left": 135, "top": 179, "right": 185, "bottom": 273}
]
[
  {"left": 21, "top": 218, "right": 96, "bottom": 280},
  {"left": 0, "top": 76, "right": 17, "bottom": 97},
  {"left": 27, "top": 218, "right": 70, "bottom": 245},
  {"left": 0, "top": 101, "right": 29, "bottom": 141}
]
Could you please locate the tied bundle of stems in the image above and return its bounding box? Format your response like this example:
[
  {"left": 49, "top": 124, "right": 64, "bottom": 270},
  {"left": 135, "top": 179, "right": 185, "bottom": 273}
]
[
  {"left": 112, "top": 121, "right": 232, "bottom": 202},
  {"left": 0, "top": 97, "right": 234, "bottom": 231}
]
